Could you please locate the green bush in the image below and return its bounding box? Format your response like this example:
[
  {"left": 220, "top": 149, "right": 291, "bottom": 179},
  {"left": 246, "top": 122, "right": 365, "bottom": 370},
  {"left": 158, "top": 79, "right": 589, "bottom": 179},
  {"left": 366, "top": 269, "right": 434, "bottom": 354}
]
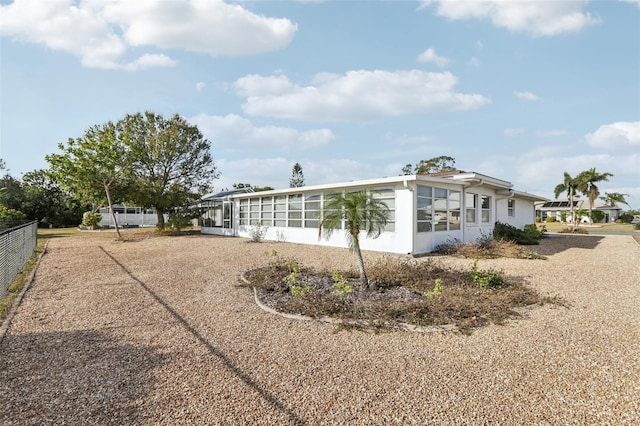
[
  {"left": 545, "top": 216, "right": 556, "bottom": 223},
  {"left": 618, "top": 213, "right": 633, "bottom": 223},
  {"left": 471, "top": 260, "right": 504, "bottom": 288},
  {"left": 82, "top": 211, "right": 102, "bottom": 229},
  {"left": 590, "top": 210, "right": 605, "bottom": 223},
  {"left": 0, "top": 205, "right": 26, "bottom": 221},
  {"left": 535, "top": 216, "right": 541, "bottom": 223},
  {"left": 493, "top": 221, "right": 541, "bottom": 245},
  {"left": 635, "top": 222, "right": 640, "bottom": 230},
  {"left": 615, "top": 219, "right": 623, "bottom": 224},
  {"left": 167, "top": 213, "right": 193, "bottom": 232}
]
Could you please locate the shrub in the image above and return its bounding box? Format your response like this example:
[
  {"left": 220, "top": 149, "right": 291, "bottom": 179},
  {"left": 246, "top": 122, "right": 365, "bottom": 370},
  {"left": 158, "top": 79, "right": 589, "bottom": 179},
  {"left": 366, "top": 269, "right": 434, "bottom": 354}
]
[
  {"left": 471, "top": 260, "right": 505, "bottom": 288},
  {"left": 82, "top": 211, "right": 102, "bottom": 229},
  {"left": 167, "top": 213, "right": 193, "bottom": 232},
  {"left": 616, "top": 219, "right": 623, "bottom": 224},
  {"left": 635, "top": 222, "right": 640, "bottom": 230},
  {"left": 590, "top": 210, "right": 605, "bottom": 223},
  {"left": 0, "top": 205, "right": 26, "bottom": 221},
  {"left": 535, "top": 216, "right": 542, "bottom": 223},
  {"left": 558, "top": 227, "right": 588, "bottom": 234},
  {"left": 545, "top": 216, "right": 556, "bottom": 223},
  {"left": 249, "top": 224, "right": 269, "bottom": 242},
  {"left": 618, "top": 212, "right": 633, "bottom": 223},
  {"left": 493, "top": 221, "right": 541, "bottom": 245}
]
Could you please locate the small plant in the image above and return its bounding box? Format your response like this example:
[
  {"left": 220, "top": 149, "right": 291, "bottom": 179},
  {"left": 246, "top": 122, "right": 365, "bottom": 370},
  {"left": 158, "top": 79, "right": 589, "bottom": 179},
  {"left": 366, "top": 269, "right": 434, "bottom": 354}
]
[
  {"left": 82, "top": 211, "right": 102, "bottom": 229},
  {"left": 635, "top": 222, "right": 640, "bottom": 230},
  {"left": 471, "top": 260, "right": 504, "bottom": 288},
  {"left": 291, "top": 284, "right": 312, "bottom": 297},
  {"left": 476, "top": 230, "right": 494, "bottom": 248},
  {"left": 332, "top": 270, "right": 353, "bottom": 298},
  {"left": 426, "top": 278, "right": 444, "bottom": 298},
  {"left": 535, "top": 216, "right": 542, "bottom": 223},
  {"left": 283, "top": 261, "right": 301, "bottom": 289},
  {"left": 250, "top": 224, "right": 269, "bottom": 242},
  {"left": 545, "top": 216, "right": 556, "bottom": 223}
]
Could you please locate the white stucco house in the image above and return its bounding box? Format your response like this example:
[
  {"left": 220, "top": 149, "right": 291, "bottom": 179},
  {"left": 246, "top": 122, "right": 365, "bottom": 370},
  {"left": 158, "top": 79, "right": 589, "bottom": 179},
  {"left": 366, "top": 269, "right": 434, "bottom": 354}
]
[
  {"left": 535, "top": 200, "right": 623, "bottom": 223},
  {"left": 200, "top": 171, "right": 547, "bottom": 255}
]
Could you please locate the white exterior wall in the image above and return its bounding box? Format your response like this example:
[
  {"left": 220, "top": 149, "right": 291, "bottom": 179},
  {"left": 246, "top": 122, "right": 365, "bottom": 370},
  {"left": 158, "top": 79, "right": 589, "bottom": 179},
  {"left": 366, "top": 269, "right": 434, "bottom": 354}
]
[
  {"left": 98, "top": 211, "right": 161, "bottom": 228},
  {"left": 200, "top": 175, "right": 546, "bottom": 255}
]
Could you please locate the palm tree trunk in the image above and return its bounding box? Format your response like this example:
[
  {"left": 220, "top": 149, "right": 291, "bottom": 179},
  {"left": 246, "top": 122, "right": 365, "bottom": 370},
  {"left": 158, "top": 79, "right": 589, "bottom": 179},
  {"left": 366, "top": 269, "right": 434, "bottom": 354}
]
[{"left": 354, "top": 241, "right": 369, "bottom": 288}]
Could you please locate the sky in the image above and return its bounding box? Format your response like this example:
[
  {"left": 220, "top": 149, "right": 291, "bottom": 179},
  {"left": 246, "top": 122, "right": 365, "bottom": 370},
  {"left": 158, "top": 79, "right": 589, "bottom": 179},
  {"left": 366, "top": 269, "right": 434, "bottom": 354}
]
[{"left": 1, "top": 0, "right": 639, "bottom": 209}]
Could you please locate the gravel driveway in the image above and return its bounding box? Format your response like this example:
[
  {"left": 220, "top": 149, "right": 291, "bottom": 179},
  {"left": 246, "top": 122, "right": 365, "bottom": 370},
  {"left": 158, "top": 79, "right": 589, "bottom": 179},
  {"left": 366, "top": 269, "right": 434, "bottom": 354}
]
[{"left": 1, "top": 232, "right": 638, "bottom": 424}]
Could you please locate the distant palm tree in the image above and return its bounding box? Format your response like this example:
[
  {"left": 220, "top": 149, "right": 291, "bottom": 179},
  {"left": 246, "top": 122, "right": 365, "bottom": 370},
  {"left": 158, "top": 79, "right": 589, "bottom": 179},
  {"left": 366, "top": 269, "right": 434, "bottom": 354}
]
[
  {"left": 576, "top": 168, "right": 614, "bottom": 224},
  {"left": 554, "top": 172, "right": 580, "bottom": 227},
  {"left": 319, "top": 190, "right": 389, "bottom": 287},
  {"left": 600, "top": 192, "right": 629, "bottom": 208}
]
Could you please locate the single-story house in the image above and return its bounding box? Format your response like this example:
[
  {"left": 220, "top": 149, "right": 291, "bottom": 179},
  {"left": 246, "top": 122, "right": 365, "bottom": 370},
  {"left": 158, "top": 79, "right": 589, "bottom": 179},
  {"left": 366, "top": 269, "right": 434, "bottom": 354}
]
[
  {"left": 200, "top": 171, "right": 547, "bottom": 255},
  {"left": 535, "top": 200, "right": 623, "bottom": 223}
]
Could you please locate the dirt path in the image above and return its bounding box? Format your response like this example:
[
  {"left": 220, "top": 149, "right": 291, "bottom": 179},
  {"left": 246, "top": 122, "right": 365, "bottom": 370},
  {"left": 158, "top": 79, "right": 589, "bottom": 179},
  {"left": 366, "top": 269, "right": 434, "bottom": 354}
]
[{"left": 1, "top": 232, "right": 638, "bottom": 424}]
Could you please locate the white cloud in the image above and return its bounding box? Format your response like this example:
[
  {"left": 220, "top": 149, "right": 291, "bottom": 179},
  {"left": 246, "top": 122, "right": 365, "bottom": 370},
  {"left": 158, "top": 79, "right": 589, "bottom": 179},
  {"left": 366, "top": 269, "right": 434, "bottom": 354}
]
[
  {"left": 235, "top": 70, "right": 490, "bottom": 121},
  {"left": 420, "top": 0, "right": 599, "bottom": 36},
  {"left": 0, "top": 0, "right": 297, "bottom": 70},
  {"left": 189, "top": 113, "right": 335, "bottom": 152},
  {"left": 504, "top": 128, "right": 525, "bottom": 137},
  {"left": 196, "top": 82, "right": 207, "bottom": 93},
  {"left": 417, "top": 48, "right": 450, "bottom": 67},
  {"left": 467, "top": 56, "right": 480, "bottom": 67},
  {"left": 514, "top": 91, "right": 540, "bottom": 101},
  {"left": 535, "top": 129, "right": 568, "bottom": 137},
  {"left": 585, "top": 122, "right": 640, "bottom": 149},
  {"left": 621, "top": 0, "right": 640, "bottom": 8},
  {"left": 476, "top": 40, "right": 484, "bottom": 50},
  {"left": 123, "top": 54, "right": 176, "bottom": 71}
]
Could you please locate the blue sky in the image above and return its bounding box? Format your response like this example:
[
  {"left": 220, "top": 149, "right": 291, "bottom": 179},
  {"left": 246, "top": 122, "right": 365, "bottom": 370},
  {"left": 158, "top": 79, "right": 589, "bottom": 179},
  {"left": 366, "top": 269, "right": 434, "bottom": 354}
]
[{"left": 1, "top": 0, "right": 639, "bottom": 208}]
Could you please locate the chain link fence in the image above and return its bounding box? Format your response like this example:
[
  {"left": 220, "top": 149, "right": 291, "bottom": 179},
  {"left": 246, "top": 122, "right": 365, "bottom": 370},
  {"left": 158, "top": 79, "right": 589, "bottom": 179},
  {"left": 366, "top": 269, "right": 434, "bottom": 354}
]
[{"left": 1, "top": 221, "right": 38, "bottom": 299}]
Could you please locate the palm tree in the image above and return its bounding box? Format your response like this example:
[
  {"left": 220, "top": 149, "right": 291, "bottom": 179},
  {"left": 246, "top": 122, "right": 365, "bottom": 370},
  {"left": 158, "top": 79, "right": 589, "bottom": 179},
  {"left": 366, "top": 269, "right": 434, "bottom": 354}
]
[
  {"left": 600, "top": 192, "right": 630, "bottom": 208},
  {"left": 319, "top": 190, "right": 389, "bottom": 287},
  {"left": 576, "top": 168, "right": 613, "bottom": 224},
  {"left": 554, "top": 172, "right": 580, "bottom": 227}
]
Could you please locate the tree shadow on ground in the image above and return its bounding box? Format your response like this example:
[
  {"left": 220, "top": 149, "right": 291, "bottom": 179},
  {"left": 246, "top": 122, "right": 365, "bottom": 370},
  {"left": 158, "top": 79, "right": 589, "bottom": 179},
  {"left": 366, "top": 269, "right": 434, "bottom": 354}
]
[
  {"left": 99, "top": 246, "right": 306, "bottom": 426},
  {"left": 0, "top": 329, "right": 169, "bottom": 424},
  {"left": 535, "top": 234, "right": 604, "bottom": 256}
]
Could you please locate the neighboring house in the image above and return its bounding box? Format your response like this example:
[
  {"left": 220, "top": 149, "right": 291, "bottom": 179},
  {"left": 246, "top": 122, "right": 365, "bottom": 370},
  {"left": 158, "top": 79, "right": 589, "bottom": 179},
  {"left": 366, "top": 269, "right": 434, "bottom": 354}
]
[
  {"left": 200, "top": 171, "right": 546, "bottom": 255},
  {"left": 535, "top": 200, "right": 623, "bottom": 223},
  {"left": 98, "top": 204, "right": 163, "bottom": 228}
]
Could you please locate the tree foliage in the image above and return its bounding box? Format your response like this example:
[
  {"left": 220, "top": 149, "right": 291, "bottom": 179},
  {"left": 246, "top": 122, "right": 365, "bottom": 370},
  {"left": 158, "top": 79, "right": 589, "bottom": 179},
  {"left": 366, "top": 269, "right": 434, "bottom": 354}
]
[
  {"left": 21, "top": 169, "right": 86, "bottom": 227},
  {"left": 402, "top": 156, "right": 456, "bottom": 175},
  {"left": 46, "top": 121, "right": 129, "bottom": 237},
  {"left": 553, "top": 171, "right": 580, "bottom": 226},
  {"left": 576, "top": 168, "right": 613, "bottom": 224},
  {"left": 289, "top": 163, "right": 305, "bottom": 188},
  {"left": 319, "top": 190, "right": 389, "bottom": 287},
  {"left": 120, "top": 112, "right": 218, "bottom": 229},
  {"left": 600, "top": 192, "right": 629, "bottom": 208}
]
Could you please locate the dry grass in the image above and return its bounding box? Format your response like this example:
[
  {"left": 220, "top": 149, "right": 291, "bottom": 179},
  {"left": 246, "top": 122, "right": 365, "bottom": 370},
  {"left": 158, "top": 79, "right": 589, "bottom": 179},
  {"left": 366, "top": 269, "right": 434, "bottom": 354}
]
[
  {"left": 434, "top": 238, "right": 547, "bottom": 259},
  {"left": 243, "top": 253, "right": 555, "bottom": 332}
]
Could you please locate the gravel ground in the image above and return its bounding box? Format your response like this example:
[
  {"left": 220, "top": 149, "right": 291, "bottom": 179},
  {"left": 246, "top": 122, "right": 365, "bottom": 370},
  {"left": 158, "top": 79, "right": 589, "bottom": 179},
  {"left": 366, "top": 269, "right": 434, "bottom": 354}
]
[{"left": 1, "top": 232, "right": 638, "bottom": 425}]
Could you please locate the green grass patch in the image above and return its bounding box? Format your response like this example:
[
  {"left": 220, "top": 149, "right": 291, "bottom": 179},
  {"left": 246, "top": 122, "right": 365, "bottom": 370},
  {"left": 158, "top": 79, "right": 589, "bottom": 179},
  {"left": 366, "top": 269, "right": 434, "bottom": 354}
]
[{"left": 0, "top": 240, "right": 45, "bottom": 322}]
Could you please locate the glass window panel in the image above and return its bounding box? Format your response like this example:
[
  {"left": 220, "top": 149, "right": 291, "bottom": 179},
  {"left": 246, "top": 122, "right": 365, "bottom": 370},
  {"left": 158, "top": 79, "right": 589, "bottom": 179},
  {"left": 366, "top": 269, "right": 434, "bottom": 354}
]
[
  {"left": 274, "top": 211, "right": 286, "bottom": 219},
  {"left": 417, "top": 185, "right": 432, "bottom": 197},
  {"left": 288, "top": 211, "right": 302, "bottom": 219},
  {"left": 274, "top": 220, "right": 286, "bottom": 227},
  {"left": 304, "top": 220, "right": 319, "bottom": 228},
  {"left": 417, "top": 198, "right": 432, "bottom": 209},
  {"left": 288, "top": 220, "right": 302, "bottom": 228},
  {"left": 481, "top": 196, "right": 491, "bottom": 209},
  {"left": 417, "top": 222, "right": 432, "bottom": 232},
  {"left": 482, "top": 210, "right": 490, "bottom": 223},
  {"left": 417, "top": 209, "right": 432, "bottom": 221},
  {"left": 434, "top": 188, "right": 447, "bottom": 198}
]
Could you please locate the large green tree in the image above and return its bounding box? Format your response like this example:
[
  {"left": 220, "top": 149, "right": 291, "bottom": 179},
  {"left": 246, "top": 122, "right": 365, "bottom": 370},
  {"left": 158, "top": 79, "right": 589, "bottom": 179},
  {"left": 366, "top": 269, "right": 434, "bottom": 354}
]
[
  {"left": 553, "top": 172, "right": 580, "bottom": 227},
  {"left": 576, "top": 168, "right": 613, "bottom": 224},
  {"left": 21, "top": 169, "right": 86, "bottom": 227},
  {"left": 46, "top": 121, "right": 130, "bottom": 237},
  {"left": 402, "top": 156, "right": 456, "bottom": 175},
  {"left": 319, "top": 190, "right": 389, "bottom": 287},
  {"left": 0, "top": 174, "right": 24, "bottom": 211},
  {"left": 120, "top": 112, "right": 218, "bottom": 229}
]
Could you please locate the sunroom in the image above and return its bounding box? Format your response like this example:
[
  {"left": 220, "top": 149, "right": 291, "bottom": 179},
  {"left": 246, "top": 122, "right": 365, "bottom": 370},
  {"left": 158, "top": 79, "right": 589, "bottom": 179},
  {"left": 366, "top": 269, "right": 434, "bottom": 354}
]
[{"left": 200, "top": 172, "right": 546, "bottom": 255}]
